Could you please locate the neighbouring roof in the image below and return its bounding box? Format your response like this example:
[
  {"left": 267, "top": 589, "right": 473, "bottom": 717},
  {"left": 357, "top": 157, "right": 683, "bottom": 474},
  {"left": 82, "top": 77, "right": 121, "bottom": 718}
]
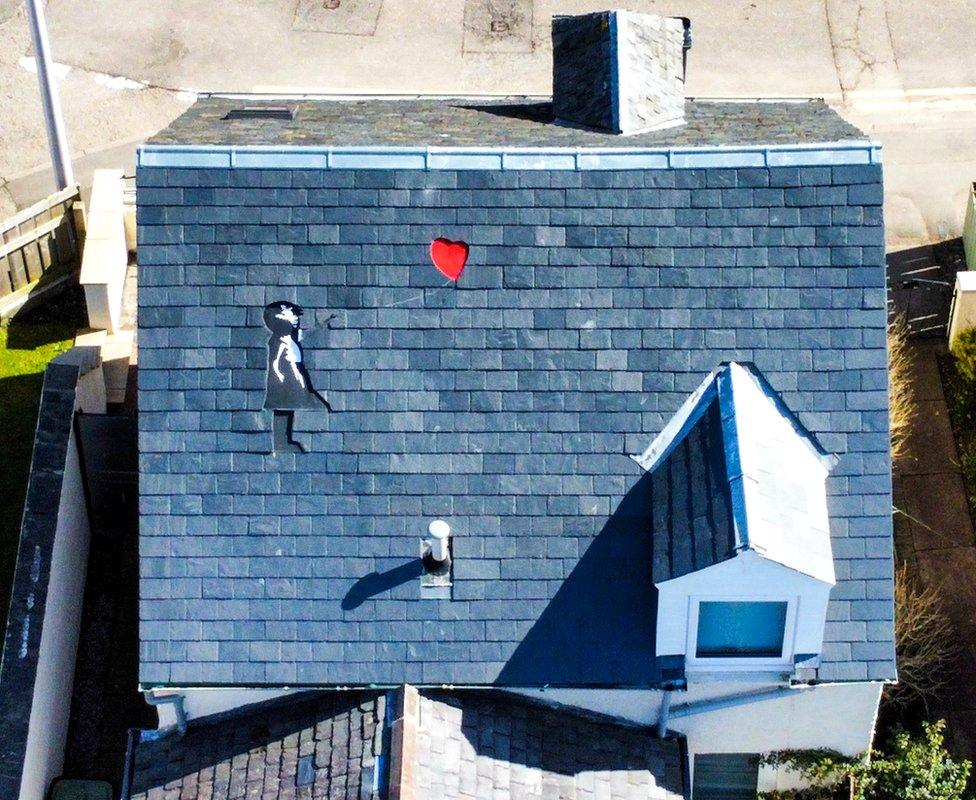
[
  {"left": 416, "top": 689, "right": 686, "bottom": 800},
  {"left": 124, "top": 687, "right": 687, "bottom": 800},
  {"left": 127, "top": 691, "right": 386, "bottom": 800},
  {"left": 148, "top": 97, "right": 870, "bottom": 150},
  {"left": 637, "top": 362, "right": 836, "bottom": 585}
]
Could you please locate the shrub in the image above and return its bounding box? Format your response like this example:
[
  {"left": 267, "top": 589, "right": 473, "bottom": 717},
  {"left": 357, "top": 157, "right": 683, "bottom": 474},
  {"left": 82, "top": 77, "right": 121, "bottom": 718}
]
[
  {"left": 885, "top": 563, "right": 956, "bottom": 709},
  {"left": 951, "top": 325, "right": 976, "bottom": 384},
  {"left": 759, "top": 721, "right": 971, "bottom": 800},
  {"left": 888, "top": 314, "right": 915, "bottom": 466},
  {"left": 862, "top": 721, "right": 970, "bottom": 800}
]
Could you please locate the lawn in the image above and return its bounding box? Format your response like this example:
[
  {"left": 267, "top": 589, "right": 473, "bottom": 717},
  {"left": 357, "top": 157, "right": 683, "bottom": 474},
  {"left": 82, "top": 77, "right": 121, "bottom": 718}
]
[{"left": 0, "top": 290, "right": 83, "bottom": 655}]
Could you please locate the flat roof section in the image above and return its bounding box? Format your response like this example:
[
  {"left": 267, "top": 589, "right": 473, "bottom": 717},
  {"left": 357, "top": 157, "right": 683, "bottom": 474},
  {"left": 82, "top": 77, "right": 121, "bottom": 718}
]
[{"left": 148, "top": 97, "right": 870, "bottom": 151}]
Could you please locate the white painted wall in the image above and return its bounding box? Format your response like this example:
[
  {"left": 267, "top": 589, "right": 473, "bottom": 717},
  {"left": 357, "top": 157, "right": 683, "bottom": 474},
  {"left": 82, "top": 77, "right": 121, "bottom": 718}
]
[
  {"left": 508, "top": 687, "right": 666, "bottom": 725},
  {"left": 657, "top": 552, "right": 831, "bottom": 673},
  {"left": 676, "top": 682, "right": 882, "bottom": 793},
  {"left": 150, "top": 687, "right": 299, "bottom": 728},
  {"left": 948, "top": 270, "right": 976, "bottom": 346},
  {"left": 513, "top": 681, "right": 881, "bottom": 795},
  {"left": 18, "top": 428, "right": 92, "bottom": 800},
  {"left": 15, "top": 360, "right": 105, "bottom": 800}
]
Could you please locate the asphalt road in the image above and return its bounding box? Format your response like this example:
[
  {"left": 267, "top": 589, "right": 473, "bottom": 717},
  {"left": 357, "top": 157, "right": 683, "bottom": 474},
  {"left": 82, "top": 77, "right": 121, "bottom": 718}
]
[{"left": 1, "top": 0, "right": 975, "bottom": 245}]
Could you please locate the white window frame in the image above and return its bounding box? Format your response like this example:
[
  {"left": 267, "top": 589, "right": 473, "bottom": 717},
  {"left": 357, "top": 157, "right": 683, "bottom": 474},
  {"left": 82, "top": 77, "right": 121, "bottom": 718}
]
[{"left": 685, "top": 595, "right": 799, "bottom": 671}]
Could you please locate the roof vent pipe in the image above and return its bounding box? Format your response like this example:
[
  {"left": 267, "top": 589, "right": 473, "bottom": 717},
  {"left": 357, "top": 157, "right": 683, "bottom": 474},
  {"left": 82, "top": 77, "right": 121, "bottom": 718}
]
[{"left": 426, "top": 520, "right": 451, "bottom": 566}]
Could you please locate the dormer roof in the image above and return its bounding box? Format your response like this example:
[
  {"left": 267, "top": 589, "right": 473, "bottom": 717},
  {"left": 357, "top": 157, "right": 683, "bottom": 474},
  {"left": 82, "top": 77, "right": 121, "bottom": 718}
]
[{"left": 635, "top": 362, "right": 836, "bottom": 585}]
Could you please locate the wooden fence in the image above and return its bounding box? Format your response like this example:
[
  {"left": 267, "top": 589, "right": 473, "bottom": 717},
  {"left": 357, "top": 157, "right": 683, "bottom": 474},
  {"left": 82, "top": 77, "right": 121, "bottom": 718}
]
[{"left": 0, "top": 185, "right": 85, "bottom": 306}]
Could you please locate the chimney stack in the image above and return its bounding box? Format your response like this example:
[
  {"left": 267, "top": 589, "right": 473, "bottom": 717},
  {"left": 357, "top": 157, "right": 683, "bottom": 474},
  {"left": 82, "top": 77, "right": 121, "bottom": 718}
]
[{"left": 552, "top": 10, "right": 689, "bottom": 135}]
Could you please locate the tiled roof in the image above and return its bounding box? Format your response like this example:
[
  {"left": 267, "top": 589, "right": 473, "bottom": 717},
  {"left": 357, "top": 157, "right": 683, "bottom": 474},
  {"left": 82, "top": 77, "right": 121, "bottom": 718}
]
[
  {"left": 148, "top": 97, "right": 869, "bottom": 149},
  {"left": 137, "top": 152, "right": 895, "bottom": 687},
  {"left": 415, "top": 689, "right": 686, "bottom": 800},
  {"left": 124, "top": 687, "right": 687, "bottom": 800},
  {"left": 127, "top": 691, "right": 385, "bottom": 800}
]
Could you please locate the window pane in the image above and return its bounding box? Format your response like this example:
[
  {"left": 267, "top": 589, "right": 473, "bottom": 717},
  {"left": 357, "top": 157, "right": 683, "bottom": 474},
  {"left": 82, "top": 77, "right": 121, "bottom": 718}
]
[{"left": 696, "top": 601, "right": 787, "bottom": 658}]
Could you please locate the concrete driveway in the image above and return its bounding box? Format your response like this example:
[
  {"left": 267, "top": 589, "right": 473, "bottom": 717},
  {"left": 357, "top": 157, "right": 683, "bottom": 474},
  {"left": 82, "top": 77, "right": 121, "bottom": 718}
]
[{"left": 1, "top": 0, "right": 975, "bottom": 244}]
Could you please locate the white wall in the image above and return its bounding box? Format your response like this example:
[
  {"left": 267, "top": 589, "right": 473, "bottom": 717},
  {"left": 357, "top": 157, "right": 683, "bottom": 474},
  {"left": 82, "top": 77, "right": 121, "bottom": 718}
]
[
  {"left": 512, "top": 681, "right": 881, "bottom": 795},
  {"left": 507, "top": 688, "right": 666, "bottom": 725},
  {"left": 657, "top": 552, "right": 831, "bottom": 673},
  {"left": 675, "top": 682, "right": 882, "bottom": 793},
  {"left": 18, "top": 427, "right": 92, "bottom": 800},
  {"left": 150, "top": 687, "right": 299, "bottom": 728}
]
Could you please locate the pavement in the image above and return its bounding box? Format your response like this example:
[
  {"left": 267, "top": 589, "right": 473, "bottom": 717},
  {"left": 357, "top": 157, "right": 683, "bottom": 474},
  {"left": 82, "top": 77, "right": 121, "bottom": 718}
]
[
  {"left": 892, "top": 339, "right": 976, "bottom": 761},
  {"left": 1, "top": 0, "right": 976, "bottom": 241}
]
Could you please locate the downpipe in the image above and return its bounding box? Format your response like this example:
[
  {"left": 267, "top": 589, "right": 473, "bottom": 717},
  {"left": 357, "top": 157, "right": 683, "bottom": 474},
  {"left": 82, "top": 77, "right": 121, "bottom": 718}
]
[{"left": 144, "top": 690, "right": 188, "bottom": 737}]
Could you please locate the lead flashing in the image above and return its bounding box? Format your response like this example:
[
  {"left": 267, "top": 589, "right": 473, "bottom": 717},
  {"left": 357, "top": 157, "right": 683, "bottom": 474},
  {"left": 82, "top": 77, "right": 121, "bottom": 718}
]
[{"left": 137, "top": 141, "right": 883, "bottom": 171}]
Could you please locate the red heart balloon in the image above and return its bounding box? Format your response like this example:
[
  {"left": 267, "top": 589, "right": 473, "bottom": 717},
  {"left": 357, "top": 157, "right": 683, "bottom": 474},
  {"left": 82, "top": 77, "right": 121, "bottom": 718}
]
[{"left": 430, "top": 238, "right": 469, "bottom": 281}]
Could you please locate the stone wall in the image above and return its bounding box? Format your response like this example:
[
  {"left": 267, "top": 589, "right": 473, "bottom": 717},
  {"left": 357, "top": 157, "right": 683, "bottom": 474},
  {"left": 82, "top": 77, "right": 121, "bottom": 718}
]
[{"left": 551, "top": 11, "right": 685, "bottom": 134}]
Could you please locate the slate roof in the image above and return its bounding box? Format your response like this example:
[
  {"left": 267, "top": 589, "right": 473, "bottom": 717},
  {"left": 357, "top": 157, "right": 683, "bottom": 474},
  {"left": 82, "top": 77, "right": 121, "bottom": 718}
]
[
  {"left": 137, "top": 102, "right": 894, "bottom": 688},
  {"left": 126, "top": 691, "right": 386, "bottom": 800},
  {"left": 415, "top": 690, "right": 686, "bottom": 800},
  {"left": 638, "top": 362, "right": 836, "bottom": 584},
  {"left": 148, "top": 97, "right": 869, "bottom": 149},
  {"left": 644, "top": 397, "right": 736, "bottom": 584}
]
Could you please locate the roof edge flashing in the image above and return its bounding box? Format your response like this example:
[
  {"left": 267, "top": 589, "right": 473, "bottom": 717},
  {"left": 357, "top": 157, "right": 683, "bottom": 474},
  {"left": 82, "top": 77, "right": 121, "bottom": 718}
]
[{"left": 136, "top": 141, "right": 883, "bottom": 171}]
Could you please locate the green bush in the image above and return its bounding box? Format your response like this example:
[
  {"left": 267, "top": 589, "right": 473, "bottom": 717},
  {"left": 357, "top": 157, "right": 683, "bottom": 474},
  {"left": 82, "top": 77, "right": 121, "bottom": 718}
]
[
  {"left": 951, "top": 326, "right": 976, "bottom": 383},
  {"left": 759, "top": 721, "right": 971, "bottom": 800}
]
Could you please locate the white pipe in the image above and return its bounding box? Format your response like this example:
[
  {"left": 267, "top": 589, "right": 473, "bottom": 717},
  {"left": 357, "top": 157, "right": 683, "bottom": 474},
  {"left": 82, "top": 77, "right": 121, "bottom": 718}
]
[
  {"left": 25, "top": 0, "right": 74, "bottom": 189},
  {"left": 427, "top": 519, "right": 450, "bottom": 563},
  {"left": 669, "top": 686, "right": 807, "bottom": 720}
]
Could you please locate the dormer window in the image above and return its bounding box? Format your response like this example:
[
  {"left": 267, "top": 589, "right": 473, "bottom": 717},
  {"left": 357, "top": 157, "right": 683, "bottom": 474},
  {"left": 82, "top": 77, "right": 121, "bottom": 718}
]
[
  {"left": 695, "top": 601, "right": 788, "bottom": 659},
  {"left": 635, "top": 362, "right": 838, "bottom": 682}
]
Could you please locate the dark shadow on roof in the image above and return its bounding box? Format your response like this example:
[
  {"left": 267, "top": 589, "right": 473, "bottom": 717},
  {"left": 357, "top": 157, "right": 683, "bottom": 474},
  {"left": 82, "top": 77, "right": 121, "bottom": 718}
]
[
  {"left": 497, "top": 469, "right": 660, "bottom": 686},
  {"left": 453, "top": 102, "right": 555, "bottom": 125},
  {"left": 127, "top": 691, "right": 384, "bottom": 800},
  {"left": 342, "top": 558, "right": 425, "bottom": 610}
]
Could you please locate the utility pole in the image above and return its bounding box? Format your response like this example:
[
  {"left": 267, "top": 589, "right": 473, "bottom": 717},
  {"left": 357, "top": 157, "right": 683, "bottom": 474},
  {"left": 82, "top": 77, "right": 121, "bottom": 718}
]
[{"left": 24, "top": 0, "right": 74, "bottom": 190}]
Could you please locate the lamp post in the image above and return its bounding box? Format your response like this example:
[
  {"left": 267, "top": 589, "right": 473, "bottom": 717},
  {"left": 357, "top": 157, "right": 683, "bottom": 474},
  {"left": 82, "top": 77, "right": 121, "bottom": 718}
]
[{"left": 24, "top": 0, "right": 74, "bottom": 190}]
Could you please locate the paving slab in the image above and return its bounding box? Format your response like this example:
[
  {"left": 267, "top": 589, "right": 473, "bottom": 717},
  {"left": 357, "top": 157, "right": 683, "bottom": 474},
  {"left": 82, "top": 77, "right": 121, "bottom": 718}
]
[
  {"left": 898, "top": 473, "right": 975, "bottom": 552},
  {"left": 901, "top": 399, "right": 960, "bottom": 476}
]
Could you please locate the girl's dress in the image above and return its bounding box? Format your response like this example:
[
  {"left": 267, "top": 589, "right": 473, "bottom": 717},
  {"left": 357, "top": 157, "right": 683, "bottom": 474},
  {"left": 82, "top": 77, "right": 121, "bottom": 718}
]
[{"left": 264, "top": 334, "right": 327, "bottom": 410}]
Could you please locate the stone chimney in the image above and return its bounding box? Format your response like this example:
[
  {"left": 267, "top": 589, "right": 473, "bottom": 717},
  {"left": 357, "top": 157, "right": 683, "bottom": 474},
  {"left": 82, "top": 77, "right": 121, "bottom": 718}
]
[{"left": 552, "top": 10, "right": 688, "bottom": 134}]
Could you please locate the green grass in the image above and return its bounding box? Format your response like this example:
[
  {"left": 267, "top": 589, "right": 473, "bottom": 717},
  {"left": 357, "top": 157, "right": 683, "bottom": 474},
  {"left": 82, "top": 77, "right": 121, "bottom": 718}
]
[
  {"left": 0, "top": 290, "right": 82, "bottom": 653},
  {"left": 940, "top": 352, "right": 976, "bottom": 522}
]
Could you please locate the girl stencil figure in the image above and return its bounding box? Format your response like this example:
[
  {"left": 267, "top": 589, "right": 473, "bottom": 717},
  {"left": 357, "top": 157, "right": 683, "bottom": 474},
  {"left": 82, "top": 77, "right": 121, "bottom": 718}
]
[{"left": 263, "top": 301, "right": 331, "bottom": 453}]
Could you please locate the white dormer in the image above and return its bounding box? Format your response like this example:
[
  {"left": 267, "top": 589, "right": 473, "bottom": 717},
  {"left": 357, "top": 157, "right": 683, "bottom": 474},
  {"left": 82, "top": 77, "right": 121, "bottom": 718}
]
[{"left": 633, "top": 362, "right": 837, "bottom": 679}]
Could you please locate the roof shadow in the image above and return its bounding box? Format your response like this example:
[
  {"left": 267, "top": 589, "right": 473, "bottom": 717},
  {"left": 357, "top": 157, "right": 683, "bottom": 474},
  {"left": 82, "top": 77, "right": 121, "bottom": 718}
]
[
  {"left": 497, "top": 470, "right": 660, "bottom": 686},
  {"left": 127, "top": 691, "right": 381, "bottom": 797},
  {"left": 452, "top": 102, "right": 554, "bottom": 125},
  {"left": 342, "top": 558, "right": 425, "bottom": 610}
]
